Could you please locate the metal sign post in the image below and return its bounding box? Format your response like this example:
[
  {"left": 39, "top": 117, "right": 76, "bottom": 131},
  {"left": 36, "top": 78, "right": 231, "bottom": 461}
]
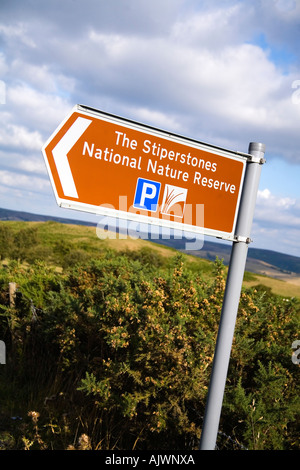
[{"left": 199, "top": 142, "right": 266, "bottom": 450}]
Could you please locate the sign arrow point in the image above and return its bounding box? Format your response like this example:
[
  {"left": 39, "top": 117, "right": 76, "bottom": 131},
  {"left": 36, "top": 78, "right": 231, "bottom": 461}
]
[{"left": 52, "top": 116, "right": 92, "bottom": 198}]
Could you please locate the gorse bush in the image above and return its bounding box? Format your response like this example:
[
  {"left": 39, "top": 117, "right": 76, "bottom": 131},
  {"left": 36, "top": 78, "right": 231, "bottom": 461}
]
[
  {"left": 73, "top": 254, "right": 212, "bottom": 449},
  {"left": 0, "top": 250, "right": 299, "bottom": 450}
]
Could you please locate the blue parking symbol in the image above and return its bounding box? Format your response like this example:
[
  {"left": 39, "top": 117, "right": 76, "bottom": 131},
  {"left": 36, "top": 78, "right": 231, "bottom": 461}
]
[{"left": 134, "top": 178, "right": 161, "bottom": 212}]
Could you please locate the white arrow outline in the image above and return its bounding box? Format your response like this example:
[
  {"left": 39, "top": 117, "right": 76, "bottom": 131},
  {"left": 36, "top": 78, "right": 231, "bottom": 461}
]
[{"left": 52, "top": 116, "right": 92, "bottom": 198}]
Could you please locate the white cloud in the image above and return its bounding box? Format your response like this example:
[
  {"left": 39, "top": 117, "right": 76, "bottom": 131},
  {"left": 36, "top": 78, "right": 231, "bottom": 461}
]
[
  {"left": 4, "top": 82, "right": 72, "bottom": 136},
  {"left": 251, "top": 188, "right": 300, "bottom": 256},
  {"left": 53, "top": 25, "right": 299, "bottom": 156},
  {"left": 0, "top": 121, "right": 43, "bottom": 151},
  {"left": 256, "top": 188, "right": 300, "bottom": 227},
  {"left": 128, "top": 107, "right": 183, "bottom": 134},
  {"left": 257, "top": 188, "right": 297, "bottom": 209},
  {"left": 0, "top": 170, "right": 49, "bottom": 193},
  {"left": 0, "top": 52, "right": 8, "bottom": 76},
  {"left": 274, "top": 0, "right": 299, "bottom": 14},
  {"left": 18, "top": 157, "right": 47, "bottom": 175},
  {"left": 0, "top": 22, "right": 36, "bottom": 48},
  {"left": 0, "top": 148, "right": 47, "bottom": 178},
  {"left": 10, "top": 59, "right": 75, "bottom": 95},
  {"left": 171, "top": 3, "right": 249, "bottom": 48},
  {"left": 44, "top": 10, "right": 299, "bottom": 161}
]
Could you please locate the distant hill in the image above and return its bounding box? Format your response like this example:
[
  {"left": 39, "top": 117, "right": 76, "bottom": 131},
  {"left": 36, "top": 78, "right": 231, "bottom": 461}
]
[
  {"left": 0, "top": 207, "right": 299, "bottom": 277},
  {"left": 154, "top": 238, "right": 300, "bottom": 277},
  {"left": 0, "top": 207, "right": 94, "bottom": 226}
]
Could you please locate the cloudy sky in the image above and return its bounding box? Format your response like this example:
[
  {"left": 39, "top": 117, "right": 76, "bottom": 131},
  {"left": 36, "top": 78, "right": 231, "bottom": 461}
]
[{"left": 0, "top": 0, "right": 300, "bottom": 256}]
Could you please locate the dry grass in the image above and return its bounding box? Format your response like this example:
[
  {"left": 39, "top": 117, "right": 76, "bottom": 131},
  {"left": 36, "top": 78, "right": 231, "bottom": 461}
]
[{"left": 243, "top": 273, "right": 300, "bottom": 298}]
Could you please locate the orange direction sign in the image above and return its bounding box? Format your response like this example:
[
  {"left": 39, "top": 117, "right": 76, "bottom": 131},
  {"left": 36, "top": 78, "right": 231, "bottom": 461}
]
[{"left": 42, "top": 105, "right": 247, "bottom": 240}]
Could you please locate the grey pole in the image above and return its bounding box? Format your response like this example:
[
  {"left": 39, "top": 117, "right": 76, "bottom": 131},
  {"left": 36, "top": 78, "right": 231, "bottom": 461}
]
[{"left": 199, "top": 142, "right": 266, "bottom": 450}]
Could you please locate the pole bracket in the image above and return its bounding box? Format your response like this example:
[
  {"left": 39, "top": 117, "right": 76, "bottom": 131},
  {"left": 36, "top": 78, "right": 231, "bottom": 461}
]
[
  {"left": 233, "top": 235, "right": 252, "bottom": 244},
  {"left": 247, "top": 155, "right": 266, "bottom": 164},
  {"left": 236, "top": 151, "right": 266, "bottom": 164}
]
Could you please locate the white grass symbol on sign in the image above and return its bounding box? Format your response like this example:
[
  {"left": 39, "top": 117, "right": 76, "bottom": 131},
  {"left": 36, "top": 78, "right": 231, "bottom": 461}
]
[{"left": 161, "top": 184, "right": 188, "bottom": 218}]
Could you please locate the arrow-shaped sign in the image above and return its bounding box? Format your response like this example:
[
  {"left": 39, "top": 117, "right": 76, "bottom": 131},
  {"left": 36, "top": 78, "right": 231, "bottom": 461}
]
[
  {"left": 42, "top": 105, "right": 248, "bottom": 240},
  {"left": 52, "top": 116, "right": 92, "bottom": 198}
]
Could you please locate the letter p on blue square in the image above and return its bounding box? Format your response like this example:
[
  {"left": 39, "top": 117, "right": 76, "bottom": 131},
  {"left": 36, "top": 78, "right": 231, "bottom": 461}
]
[{"left": 134, "top": 178, "right": 161, "bottom": 212}]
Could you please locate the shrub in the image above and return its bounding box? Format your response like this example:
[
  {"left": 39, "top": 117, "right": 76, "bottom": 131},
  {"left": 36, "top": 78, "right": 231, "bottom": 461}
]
[{"left": 0, "top": 253, "right": 298, "bottom": 450}]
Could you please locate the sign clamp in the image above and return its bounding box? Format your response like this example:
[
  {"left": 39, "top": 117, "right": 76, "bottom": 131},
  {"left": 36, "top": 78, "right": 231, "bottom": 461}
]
[
  {"left": 233, "top": 235, "right": 252, "bottom": 244},
  {"left": 235, "top": 150, "right": 266, "bottom": 164}
]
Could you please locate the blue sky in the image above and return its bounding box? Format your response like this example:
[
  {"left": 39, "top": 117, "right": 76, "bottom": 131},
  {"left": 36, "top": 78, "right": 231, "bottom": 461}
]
[{"left": 0, "top": 0, "right": 299, "bottom": 256}]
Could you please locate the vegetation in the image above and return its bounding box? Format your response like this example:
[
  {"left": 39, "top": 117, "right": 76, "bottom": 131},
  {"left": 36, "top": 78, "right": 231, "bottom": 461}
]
[{"left": 0, "top": 221, "right": 299, "bottom": 450}]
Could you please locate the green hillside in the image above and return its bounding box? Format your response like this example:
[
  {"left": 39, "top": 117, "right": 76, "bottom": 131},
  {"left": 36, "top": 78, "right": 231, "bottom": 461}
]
[
  {"left": 0, "top": 220, "right": 299, "bottom": 298},
  {"left": 0, "top": 219, "right": 214, "bottom": 276}
]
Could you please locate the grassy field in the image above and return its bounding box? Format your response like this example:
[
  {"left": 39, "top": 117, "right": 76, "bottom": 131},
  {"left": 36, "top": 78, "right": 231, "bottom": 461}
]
[
  {"left": 1, "top": 220, "right": 299, "bottom": 298},
  {"left": 243, "top": 273, "right": 300, "bottom": 298}
]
